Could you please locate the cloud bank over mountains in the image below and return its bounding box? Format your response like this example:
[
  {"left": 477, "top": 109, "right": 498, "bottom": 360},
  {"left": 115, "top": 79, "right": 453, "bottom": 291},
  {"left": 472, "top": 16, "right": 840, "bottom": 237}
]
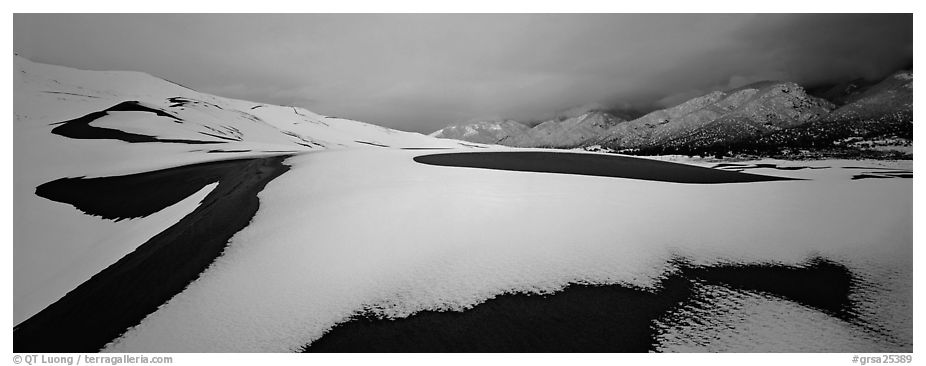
[{"left": 14, "top": 14, "right": 912, "bottom": 133}]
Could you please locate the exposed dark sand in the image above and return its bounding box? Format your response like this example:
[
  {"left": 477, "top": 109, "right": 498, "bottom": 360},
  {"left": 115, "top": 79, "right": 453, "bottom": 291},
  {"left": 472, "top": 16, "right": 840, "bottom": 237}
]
[
  {"left": 306, "top": 277, "right": 693, "bottom": 353},
  {"left": 36, "top": 158, "right": 266, "bottom": 221},
  {"left": 355, "top": 140, "right": 390, "bottom": 148},
  {"left": 14, "top": 155, "right": 292, "bottom": 353},
  {"left": 166, "top": 97, "right": 192, "bottom": 108},
  {"left": 207, "top": 149, "right": 252, "bottom": 153},
  {"left": 415, "top": 152, "right": 797, "bottom": 184},
  {"left": 713, "top": 163, "right": 830, "bottom": 171},
  {"left": 42, "top": 91, "right": 100, "bottom": 98},
  {"left": 851, "top": 172, "right": 913, "bottom": 180},
  {"left": 684, "top": 258, "right": 854, "bottom": 319},
  {"left": 50, "top": 101, "right": 220, "bottom": 144},
  {"left": 304, "top": 258, "right": 855, "bottom": 352},
  {"left": 852, "top": 172, "right": 913, "bottom": 180},
  {"left": 281, "top": 131, "right": 325, "bottom": 148},
  {"left": 713, "top": 164, "right": 913, "bottom": 180},
  {"left": 843, "top": 166, "right": 908, "bottom": 170},
  {"left": 458, "top": 143, "right": 488, "bottom": 148},
  {"left": 197, "top": 131, "right": 241, "bottom": 142},
  {"left": 166, "top": 97, "right": 224, "bottom": 110}
]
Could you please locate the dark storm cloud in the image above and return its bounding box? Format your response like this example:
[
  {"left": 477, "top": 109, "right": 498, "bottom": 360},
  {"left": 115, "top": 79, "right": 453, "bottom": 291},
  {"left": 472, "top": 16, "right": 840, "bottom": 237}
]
[
  {"left": 14, "top": 14, "right": 912, "bottom": 133},
  {"left": 641, "top": 14, "right": 914, "bottom": 107}
]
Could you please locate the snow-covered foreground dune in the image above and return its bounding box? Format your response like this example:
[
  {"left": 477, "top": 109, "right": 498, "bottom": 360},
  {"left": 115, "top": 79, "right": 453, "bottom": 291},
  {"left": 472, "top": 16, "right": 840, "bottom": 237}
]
[
  {"left": 14, "top": 55, "right": 912, "bottom": 352},
  {"left": 101, "top": 149, "right": 911, "bottom": 352}
]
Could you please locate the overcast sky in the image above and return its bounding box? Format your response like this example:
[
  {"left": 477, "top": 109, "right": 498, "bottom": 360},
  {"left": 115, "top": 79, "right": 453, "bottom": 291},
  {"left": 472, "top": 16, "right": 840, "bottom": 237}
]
[{"left": 14, "top": 14, "right": 912, "bottom": 133}]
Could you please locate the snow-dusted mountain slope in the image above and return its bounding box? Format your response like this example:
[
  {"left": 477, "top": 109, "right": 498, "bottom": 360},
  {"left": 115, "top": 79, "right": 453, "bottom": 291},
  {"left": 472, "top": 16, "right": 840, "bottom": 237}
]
[
  {"left": 13, "top": 55, "right": 469, "bottom": 324},
  {"left": 430, "top": 119, "right": 530, "bottom": 144},
  {"left": 504, "top": 110, "right": 629, "bottom": 148},
  {"left": 431, "top": 110, "right": 631, "bottom": 148},
  {"left": 429, "top": 82, "right": 834, "bottom": 149}
]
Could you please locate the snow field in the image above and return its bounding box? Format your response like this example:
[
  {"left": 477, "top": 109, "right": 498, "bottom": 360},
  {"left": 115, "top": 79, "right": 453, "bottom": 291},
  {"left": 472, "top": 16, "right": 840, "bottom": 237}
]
[{"left": 105, "top": 149, "right": 911, "bottom": 352}]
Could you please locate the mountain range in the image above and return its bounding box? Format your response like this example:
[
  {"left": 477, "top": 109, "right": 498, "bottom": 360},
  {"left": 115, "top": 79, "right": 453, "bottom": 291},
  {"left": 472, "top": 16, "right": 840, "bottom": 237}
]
[{"left": 431, "top": 71, "right": 913, "bottom": 158}]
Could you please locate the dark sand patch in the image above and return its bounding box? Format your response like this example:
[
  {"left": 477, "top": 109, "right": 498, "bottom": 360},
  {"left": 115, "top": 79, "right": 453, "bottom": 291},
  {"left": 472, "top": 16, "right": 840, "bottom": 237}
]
[
  {"left": 458, "top": 143, "right": 488, "bottom": 148},
  {"left": 282, "top": 131, "right": 325, "bottom": 148},
  {"left": 306, "top": 277, "right": 693, "bottom": 353},
  {"left": 852, "top": 173, "right": 913, "bottom": 180},
  {"left": 355, "top": 140, "right": 389, "bottom": 148},
  {"left": 198, "top": 131, "right": 241, "bottom": 142},
  {"left": 713, "top": 163, "right": 830, "bottom": 171},
  {"left": 684, "top": 258, "right": 854, "bottom": 319},
  {"left": 304, "top": 258, "right": 855, "bottom": 352},
  {"left": 207, "top": 149, "right": 252, "bottom": 153},
  {"left": 843, "top": 166, "right": 907, "bottom": 170},
  {"left": 415, "top": 152, "right": 797, "bottom": 184},
  {"left": 714, "top": 164, "right": 912, "bottom": 180},
  {"left": 166, "top": 97, "right": 224, "bottom": 110},
  {"left": 846, "top": 166, "right": 913, "bottom": 180},
  {"left": 42, "top": 91, "right": 100, "bottom": 98},
  {"left": 166, "top": 97, "right": 192, "bottom": 108},
  {"left": 14, "top": 156, "right": 292, "bottom": 353},
  {"left": 50, "top": 101, "right": 220, "bottom": 144},
  {"left": 36, "top": 158, "right": 265, "bottom": 221},
  {"left": 860, "top": 171, "right": 913, "bottom": 174}
]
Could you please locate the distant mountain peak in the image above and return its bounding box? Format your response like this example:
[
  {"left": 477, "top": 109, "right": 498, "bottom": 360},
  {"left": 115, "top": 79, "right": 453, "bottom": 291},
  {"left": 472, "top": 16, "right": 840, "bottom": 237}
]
[{"left": 430, "top": 119, "right": 529, "bottom": 143}]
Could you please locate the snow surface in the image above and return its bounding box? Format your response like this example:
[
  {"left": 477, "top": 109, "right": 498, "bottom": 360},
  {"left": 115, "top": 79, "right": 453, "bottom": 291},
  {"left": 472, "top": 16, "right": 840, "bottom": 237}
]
[{"left": 105, "top": 149, "right": 911, "bottom": 352}]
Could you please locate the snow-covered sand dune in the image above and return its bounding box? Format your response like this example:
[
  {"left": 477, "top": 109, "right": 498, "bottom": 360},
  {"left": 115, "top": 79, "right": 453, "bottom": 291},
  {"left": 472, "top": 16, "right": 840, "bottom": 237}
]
[
  {"left": 104, "top": 149, "right": 911, "bottom": 352},
  {"left": 14, "top": 55, "right": 912, "bottom": 352},
  {"left": 13, "top": 55, "right": 467, "bottom": 325}
]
